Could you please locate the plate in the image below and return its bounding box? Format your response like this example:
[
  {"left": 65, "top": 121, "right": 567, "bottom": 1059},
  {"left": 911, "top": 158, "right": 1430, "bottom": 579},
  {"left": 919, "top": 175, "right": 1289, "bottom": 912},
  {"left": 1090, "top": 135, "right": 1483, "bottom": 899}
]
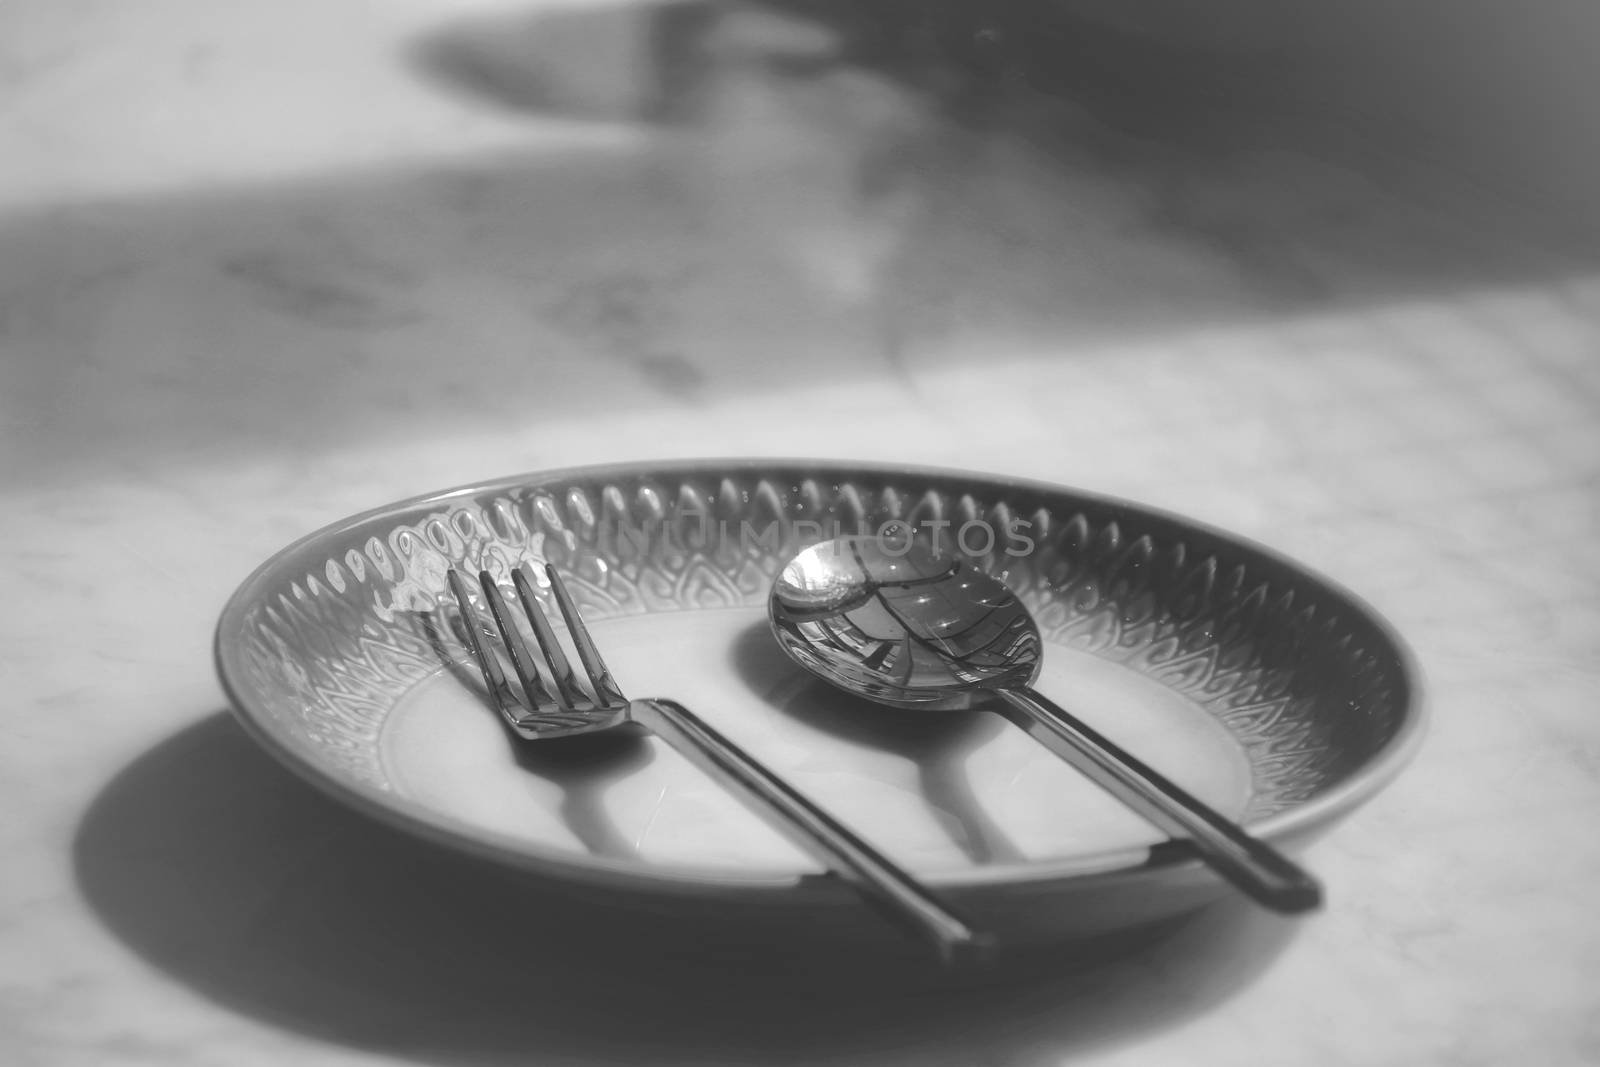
[{"left": 215, "top": 459, "right": 1424, "bottom": 947}]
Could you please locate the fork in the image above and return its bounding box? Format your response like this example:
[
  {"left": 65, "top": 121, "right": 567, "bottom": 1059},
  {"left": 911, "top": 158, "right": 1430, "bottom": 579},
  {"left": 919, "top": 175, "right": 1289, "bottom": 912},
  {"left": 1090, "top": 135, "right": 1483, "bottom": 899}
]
[{"left": 447, "top": 561, "right": 989, "bottom": 965}]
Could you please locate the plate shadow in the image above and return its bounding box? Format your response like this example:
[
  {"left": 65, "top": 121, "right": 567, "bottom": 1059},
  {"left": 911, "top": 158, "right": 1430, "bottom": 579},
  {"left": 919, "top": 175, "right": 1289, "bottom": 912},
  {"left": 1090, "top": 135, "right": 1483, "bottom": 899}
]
[{"left": 75, "top": 712, "right": 1302, "bottom": 1065}]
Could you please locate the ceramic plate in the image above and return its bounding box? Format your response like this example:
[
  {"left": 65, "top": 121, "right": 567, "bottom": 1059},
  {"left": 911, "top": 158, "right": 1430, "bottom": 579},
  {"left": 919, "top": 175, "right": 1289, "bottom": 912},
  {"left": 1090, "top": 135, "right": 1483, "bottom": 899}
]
[{"left": 215, "top": 459, "right": 1423, "bottom": 947}]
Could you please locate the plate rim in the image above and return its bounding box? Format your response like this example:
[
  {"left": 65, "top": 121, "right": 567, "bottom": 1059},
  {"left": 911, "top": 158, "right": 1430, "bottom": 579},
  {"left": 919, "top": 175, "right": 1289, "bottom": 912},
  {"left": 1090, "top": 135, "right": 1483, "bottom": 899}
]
[{"left": 214, "top": 456, "right": 1428, "bottom": 897}]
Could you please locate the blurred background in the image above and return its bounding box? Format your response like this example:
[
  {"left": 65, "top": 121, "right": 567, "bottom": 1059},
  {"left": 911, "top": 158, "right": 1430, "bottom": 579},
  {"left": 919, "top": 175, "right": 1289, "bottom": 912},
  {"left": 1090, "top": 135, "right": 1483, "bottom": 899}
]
[{"left": 4, "top": 0, "right": 1597, "bottom": 494}]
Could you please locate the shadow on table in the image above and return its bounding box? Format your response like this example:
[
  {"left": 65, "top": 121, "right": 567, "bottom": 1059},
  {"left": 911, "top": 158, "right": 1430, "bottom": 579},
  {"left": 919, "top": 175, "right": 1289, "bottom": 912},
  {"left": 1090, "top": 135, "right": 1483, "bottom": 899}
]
[
  {"left": 76, "top": 712, "right": 1301, "bottom": 1066},
  {"left": 5, "top": 2, "right": 1598, "bottom": 495}
]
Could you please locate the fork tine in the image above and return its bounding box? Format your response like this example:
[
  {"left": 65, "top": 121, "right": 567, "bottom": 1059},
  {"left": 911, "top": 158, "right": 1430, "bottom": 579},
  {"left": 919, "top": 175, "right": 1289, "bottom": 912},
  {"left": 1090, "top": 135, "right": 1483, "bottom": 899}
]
[
  {"left": 511, "top": 564, "right": 586, "bottom": 708},
  {"left": 543, "top": 563, "right": 627, "bottom": 708},
  {"left": 446, "top": 569, "right": 523, "bottom": 723},
  {"left": 476, "top": 571, "right": 560, "bottom": 712}
]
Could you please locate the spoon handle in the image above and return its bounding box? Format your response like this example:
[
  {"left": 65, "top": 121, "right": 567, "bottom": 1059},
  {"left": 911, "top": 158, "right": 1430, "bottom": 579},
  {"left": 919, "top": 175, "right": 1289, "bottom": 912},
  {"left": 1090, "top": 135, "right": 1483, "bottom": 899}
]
[
  {"left": 993, "top": 688, "right": 1323, "bottom": 913},
  {"left": 628, "top": 698, "right": 993, "bottom": 965}
]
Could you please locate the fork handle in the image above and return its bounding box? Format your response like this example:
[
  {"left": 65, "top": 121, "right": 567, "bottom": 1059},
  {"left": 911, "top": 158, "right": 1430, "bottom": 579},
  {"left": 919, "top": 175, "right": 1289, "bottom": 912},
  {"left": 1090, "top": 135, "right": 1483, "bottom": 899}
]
[
  {"left": 627, "top": 698, "right": 992, "bottom": 966},
  {"left": 994, "top": 687, "right": 1323, "bottom": 913}
]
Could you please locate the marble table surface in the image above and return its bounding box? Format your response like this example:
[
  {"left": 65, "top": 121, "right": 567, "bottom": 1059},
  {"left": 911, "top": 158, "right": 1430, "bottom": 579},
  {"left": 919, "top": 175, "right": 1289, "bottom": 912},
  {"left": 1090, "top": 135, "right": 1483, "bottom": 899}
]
[{"left": 3, "top": 1, "right": 1598, "bottom": 1064}]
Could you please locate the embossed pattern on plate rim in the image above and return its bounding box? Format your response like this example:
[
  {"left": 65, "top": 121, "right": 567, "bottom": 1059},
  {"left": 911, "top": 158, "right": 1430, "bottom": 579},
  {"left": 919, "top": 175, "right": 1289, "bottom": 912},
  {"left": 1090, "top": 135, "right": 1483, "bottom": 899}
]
[{"left": 214, "top": 457, "right": 1427, "bottom": 897}]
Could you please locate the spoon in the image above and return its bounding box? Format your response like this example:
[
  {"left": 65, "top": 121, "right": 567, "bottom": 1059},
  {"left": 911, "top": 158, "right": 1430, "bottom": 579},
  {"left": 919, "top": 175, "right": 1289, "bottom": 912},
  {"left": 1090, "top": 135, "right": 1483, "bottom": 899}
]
[{"left": 768, "top": 534, "right": 1323, "bottom": 913}]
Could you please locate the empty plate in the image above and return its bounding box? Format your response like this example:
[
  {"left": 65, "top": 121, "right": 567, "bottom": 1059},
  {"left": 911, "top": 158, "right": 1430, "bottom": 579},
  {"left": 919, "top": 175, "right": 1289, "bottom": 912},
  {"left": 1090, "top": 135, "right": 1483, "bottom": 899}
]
[{"left": 214, "top": 459, "right": 1424, "bottom": 946}]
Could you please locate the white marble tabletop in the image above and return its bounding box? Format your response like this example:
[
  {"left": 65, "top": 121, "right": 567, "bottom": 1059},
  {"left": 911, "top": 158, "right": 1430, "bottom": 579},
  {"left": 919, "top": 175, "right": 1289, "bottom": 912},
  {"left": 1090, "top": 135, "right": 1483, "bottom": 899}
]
[{"left": 3, "top": 1, "right": 1598, "bottom": 1064}]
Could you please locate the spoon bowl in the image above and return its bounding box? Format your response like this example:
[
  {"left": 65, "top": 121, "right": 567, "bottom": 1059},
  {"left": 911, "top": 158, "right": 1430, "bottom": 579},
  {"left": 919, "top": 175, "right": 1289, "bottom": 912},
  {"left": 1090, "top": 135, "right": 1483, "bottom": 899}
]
[{"left": 771, "top": 531, "right": 1040, "bottom": 709}]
